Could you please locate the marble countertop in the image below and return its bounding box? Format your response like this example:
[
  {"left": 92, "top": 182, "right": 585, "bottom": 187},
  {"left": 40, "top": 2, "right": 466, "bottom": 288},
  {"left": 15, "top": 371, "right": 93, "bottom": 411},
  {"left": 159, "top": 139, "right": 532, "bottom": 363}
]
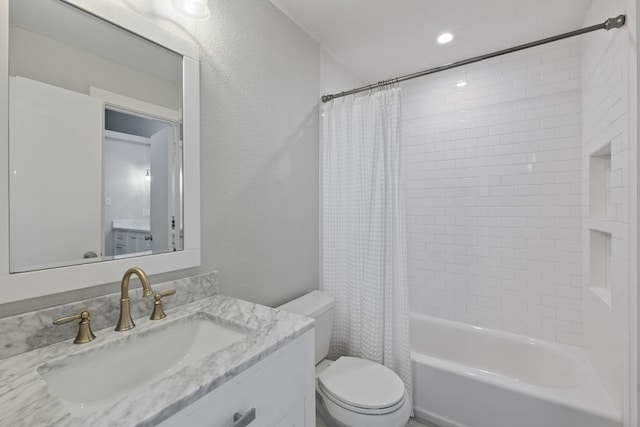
[
  {"left": 0, "top": 295, "right": 314, "bottom": 427},
  {"left": 112, "top": 219, "right": 151, "bottom": 232}
]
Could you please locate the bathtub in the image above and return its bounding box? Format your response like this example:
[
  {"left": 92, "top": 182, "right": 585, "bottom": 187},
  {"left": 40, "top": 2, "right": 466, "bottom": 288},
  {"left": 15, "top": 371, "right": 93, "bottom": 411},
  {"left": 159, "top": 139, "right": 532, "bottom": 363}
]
[{"left": 409, "top": 313, "right": 621, "bottom": 427}]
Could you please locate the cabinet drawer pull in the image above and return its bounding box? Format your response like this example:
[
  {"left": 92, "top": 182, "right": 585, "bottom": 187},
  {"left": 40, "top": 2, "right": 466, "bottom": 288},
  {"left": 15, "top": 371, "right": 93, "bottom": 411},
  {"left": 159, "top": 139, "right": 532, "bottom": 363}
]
[{"left": 233, "top": 408, "right": 256, "bottom": 427}]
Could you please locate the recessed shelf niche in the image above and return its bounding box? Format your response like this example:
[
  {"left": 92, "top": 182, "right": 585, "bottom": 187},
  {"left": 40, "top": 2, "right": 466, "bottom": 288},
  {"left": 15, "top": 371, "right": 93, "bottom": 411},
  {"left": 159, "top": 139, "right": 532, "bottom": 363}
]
[
  {"left": 589, "top": 143, "right": 612, "bottom": 219},
  {"left": 588, "top": 229, "right": 612, "bottom": 307}
]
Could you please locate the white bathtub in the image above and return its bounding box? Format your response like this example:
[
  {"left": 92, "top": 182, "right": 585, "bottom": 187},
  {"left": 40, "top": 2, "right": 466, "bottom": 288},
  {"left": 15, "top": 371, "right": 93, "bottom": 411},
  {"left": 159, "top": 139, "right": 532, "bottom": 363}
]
[{"left": 409, "top": 313, "right": 621, "bottom": 427}]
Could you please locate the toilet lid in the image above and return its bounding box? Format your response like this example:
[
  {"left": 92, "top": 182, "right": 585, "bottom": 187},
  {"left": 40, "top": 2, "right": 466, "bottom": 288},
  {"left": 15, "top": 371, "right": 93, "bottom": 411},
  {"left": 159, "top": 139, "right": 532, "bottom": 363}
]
[{"left": 317, "top": 357, "right": 406, "bottom": 411}]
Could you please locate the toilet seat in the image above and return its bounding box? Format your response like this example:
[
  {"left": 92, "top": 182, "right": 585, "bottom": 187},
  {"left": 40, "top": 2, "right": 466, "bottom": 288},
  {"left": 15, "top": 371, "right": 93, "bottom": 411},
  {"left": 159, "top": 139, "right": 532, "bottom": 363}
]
[{"left": 317, "top": 356, "right": 406, "bottom": 415}]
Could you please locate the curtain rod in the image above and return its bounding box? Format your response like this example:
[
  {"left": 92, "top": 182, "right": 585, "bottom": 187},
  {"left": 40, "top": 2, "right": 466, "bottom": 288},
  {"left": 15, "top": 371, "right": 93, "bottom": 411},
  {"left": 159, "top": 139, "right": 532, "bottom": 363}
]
[{"left": 321, "top": 15, "right": 626, "bottom": 103}]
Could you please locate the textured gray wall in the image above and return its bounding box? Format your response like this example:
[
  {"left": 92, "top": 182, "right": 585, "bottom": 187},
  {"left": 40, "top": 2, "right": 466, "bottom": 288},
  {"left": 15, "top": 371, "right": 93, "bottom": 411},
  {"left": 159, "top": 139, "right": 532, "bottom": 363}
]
[{"left": 193, "top": 0, "right": 321, "bottom": 306}]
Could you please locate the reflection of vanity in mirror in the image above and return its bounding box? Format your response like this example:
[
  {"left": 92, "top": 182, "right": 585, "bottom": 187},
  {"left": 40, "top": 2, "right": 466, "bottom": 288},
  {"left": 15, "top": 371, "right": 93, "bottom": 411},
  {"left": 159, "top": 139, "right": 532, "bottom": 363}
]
[{"left": 0, "top": 0, "right": 201, "bottom": 303}]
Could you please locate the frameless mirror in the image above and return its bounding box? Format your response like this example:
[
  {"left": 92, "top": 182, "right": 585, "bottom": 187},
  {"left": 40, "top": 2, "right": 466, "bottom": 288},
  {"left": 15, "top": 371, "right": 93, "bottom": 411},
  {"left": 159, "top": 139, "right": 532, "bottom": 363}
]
[{"left": 8, "top": 0, "right": 184, "bottom": 272}]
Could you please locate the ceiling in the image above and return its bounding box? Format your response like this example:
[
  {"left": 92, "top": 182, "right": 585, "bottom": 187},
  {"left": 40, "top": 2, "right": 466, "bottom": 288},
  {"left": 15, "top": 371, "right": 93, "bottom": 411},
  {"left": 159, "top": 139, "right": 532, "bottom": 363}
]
[{"left": 271, "top": 0, "right": 595, "bottom": 84}]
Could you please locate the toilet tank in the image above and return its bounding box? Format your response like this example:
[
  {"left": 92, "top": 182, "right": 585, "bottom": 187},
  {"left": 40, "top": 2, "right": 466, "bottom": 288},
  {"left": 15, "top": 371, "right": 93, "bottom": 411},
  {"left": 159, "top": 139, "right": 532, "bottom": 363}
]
[{"left": 278, "top": 291, "right": 335, "bottom": 365}]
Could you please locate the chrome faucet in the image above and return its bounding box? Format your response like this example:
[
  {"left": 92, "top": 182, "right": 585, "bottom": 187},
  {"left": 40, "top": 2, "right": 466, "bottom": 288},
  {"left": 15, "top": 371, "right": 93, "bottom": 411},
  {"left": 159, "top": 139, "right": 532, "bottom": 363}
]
[{"left": 115, "top": 267, "right": 153, "bottom": 331}]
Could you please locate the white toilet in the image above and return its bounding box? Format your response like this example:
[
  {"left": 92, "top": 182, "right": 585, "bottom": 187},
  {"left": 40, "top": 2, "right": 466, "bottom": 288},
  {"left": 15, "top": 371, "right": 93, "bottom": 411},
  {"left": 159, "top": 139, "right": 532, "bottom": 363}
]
[{"left": 278, "top": 291, "right": 411, "bottom": 427}]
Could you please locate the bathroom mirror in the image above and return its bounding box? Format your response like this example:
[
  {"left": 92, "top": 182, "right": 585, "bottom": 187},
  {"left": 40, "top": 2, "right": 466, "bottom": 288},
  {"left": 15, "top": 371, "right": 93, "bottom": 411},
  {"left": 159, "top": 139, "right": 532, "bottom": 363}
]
[
  {"left": 0, "top": 0, "right": 201, "bottom": 303},
  {"left": 9, "top": 0, "right": 185, "bottom": 272}
]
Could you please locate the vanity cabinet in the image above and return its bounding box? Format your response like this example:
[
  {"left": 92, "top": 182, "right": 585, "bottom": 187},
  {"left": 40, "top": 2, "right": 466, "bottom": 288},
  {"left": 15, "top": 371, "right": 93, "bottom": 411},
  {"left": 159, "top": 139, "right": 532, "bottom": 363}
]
[
  {"left": 158, "top": 331, "right": 315, "bottom": 427},
  {"left": 113, "top": 230, "right": 152, "bottom": 256}
]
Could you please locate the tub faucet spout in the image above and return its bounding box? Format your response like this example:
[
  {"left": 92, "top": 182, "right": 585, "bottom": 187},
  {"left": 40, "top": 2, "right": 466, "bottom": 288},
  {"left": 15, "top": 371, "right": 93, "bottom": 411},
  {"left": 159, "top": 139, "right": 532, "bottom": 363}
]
[{"left": 115, "top": 267, "right": 153, "bottom": 331}]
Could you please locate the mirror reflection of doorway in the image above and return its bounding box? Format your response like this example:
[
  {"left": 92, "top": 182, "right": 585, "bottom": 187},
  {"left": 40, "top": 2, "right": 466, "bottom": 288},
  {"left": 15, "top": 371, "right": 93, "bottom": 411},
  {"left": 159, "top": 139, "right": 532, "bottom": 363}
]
[{"left": 103, "top": 109, "right": 182, "bottom": 258}]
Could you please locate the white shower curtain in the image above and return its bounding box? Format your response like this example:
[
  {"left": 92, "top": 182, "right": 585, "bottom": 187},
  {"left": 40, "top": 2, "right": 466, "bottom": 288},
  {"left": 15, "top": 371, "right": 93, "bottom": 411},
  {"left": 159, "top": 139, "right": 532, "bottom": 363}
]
[{"left": 320, "top": 86, "right": 412, "bottom": 399}]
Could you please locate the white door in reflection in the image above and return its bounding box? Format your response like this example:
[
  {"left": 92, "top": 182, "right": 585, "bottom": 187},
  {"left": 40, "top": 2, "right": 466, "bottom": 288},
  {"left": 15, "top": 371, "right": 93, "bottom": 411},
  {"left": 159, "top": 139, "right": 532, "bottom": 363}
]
[
  {"left": 150, "top": 126, "right": 180, "bottom": 254},
  {"left": 9, "top": 76, "right": 102, "bottom": 272}
]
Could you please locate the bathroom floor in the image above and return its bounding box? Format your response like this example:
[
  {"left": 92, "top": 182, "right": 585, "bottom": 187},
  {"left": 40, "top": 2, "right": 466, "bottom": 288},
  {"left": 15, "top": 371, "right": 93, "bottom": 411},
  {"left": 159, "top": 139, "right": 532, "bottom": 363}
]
[{"left": 316, "top": 415, "right": 438, "bottom": 427}]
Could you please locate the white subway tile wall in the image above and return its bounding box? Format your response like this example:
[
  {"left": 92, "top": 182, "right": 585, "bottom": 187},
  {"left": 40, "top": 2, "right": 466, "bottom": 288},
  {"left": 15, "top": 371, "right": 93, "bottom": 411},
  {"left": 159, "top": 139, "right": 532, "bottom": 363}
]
[
  {"left": 581, "top": 0, "right": 630, "bottom": 415},
  {"left": 401, "top": 37, "right": 584, "bottom": 345}
]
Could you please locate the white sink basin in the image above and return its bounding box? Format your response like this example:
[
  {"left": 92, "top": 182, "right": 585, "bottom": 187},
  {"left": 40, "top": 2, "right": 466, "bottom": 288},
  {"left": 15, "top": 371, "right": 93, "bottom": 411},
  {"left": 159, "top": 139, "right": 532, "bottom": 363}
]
[{"left": 39, "top": 314, "right": 248, "bottom": 415}]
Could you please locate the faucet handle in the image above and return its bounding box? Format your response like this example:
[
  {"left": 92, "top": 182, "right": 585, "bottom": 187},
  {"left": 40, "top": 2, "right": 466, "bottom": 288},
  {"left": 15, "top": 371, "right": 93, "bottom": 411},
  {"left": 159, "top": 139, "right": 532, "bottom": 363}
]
[
  {"left": 150, "top": 289, "right": 176, "bottom": 320},
  {"left": 53, "top": 310, "right": 96, "bottom": 344}
]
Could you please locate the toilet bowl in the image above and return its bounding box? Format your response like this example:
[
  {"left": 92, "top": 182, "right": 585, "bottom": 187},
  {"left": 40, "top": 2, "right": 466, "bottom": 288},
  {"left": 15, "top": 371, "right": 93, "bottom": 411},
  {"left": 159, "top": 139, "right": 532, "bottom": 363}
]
[
  {"left": 278, "top": 291, "right": 411, "bottom": 427},
  {"left": 315, "top": 357, "right": 411, "bottom": 427}
]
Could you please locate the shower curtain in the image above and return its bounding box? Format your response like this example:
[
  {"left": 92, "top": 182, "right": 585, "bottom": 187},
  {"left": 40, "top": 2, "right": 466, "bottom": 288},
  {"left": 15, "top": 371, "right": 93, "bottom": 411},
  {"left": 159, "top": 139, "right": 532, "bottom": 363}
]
[{"left": 320, "top": 86, "right": 412, "bottom": 399}]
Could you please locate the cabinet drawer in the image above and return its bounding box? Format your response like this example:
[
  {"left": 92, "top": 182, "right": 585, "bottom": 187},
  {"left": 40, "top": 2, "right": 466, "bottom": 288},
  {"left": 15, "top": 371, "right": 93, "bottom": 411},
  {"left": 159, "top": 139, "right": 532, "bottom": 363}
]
[
  {"left": 158, "top": 332, "right": 313, "bottom": 427},
  {"left": 268, "top": 399, "right": 305, "bottom": 427}
]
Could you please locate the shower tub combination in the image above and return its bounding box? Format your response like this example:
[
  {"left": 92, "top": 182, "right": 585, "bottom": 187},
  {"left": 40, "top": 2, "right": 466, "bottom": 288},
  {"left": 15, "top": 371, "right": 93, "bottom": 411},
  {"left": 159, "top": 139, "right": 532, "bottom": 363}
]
[{"left": 409, "top": 313, "right": 621, "bottom": 427}]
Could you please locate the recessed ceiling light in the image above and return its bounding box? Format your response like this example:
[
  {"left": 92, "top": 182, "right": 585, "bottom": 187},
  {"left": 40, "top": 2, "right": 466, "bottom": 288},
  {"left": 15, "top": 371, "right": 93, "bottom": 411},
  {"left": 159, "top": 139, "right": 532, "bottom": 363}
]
[
  {"left": 456, "top": 81, "right": 467, "bottom": 88},
  {"left": 172, "top": 0, "right": 210, "bottom": 19},
  {"left": 437, "top": 33, "right": 454, "bottom": 44}
]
